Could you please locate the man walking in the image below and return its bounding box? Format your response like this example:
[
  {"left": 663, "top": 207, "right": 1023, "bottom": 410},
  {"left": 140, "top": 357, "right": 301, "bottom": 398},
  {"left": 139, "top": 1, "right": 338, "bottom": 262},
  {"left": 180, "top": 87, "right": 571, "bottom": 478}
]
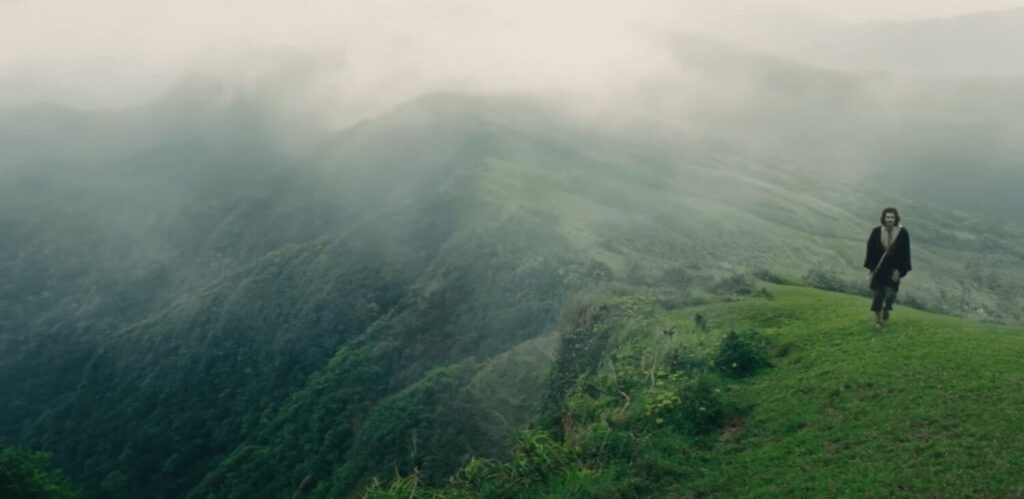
[{"left": 864, "top": 207, "right": 912, "bottom": 328}]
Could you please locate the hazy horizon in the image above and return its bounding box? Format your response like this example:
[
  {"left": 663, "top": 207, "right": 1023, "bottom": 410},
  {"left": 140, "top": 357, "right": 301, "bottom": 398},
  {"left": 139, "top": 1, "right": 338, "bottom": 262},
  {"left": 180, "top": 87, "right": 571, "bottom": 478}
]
[
  {"left": 4, "top": 1, "right": 1024, "bottom": 199},
  {"left": 4, "top": 0, "right": 1024, "bottom": 124}
]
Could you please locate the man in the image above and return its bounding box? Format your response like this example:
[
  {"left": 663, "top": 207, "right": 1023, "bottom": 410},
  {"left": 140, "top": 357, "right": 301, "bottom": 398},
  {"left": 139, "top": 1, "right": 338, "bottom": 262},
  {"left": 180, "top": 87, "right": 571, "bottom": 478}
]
[{"left": 864, "top": 207, "right": 912, "bottom": 328}]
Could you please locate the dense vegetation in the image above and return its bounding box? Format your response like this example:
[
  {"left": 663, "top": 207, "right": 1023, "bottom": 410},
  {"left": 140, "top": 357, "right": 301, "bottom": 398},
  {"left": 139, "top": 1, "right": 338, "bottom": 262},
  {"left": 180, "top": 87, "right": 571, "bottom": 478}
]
[
  {"left": 0, "top": 444, "right": 79, "bottom": 499},
  {"left": 365, "top": 285, "right": 1024, "bottom": 497}
]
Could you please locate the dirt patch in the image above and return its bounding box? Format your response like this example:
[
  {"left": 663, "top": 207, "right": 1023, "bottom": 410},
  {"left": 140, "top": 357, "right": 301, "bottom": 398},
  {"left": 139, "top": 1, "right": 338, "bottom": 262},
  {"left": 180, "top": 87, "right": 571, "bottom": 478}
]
[{"left": 721, "top": 418, "right": 746, "bottom": 441}]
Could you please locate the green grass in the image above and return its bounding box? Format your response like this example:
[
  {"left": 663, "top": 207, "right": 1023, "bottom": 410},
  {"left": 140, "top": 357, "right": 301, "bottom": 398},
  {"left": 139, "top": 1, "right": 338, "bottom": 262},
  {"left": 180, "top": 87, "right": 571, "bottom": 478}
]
[
  {"left": 368, "top": 284, "right": 1024, "bottom": 497},
  {"left": 679, "top": 285, "right": 1024, "bottom": 497}
]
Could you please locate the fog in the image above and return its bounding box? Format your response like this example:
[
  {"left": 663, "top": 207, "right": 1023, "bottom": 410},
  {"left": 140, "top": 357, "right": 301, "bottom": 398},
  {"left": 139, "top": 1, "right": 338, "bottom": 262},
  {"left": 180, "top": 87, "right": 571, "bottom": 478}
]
[
  {"left": 3, "top": 1, "right": 1024, "bottom": 209},
  {"left": 4, "top": 0, "right": 1024, "bottom": 124}
]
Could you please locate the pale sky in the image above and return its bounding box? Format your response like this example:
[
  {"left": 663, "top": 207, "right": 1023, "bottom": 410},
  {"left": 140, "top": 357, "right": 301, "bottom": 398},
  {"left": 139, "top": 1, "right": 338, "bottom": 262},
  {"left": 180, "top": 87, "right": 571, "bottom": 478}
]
[
  {"left": 758, "top": 0, "right": 1024, "bottom": 21},
  {"left": 2, "top": 0, "right": 1023, "bottom": 112}
]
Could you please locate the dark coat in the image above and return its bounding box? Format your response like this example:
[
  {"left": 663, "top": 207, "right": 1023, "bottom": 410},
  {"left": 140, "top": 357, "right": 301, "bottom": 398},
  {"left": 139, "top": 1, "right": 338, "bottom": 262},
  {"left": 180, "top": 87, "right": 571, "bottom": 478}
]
[{"left": 864, "top": 226, "right": 912, "bottom": 290}]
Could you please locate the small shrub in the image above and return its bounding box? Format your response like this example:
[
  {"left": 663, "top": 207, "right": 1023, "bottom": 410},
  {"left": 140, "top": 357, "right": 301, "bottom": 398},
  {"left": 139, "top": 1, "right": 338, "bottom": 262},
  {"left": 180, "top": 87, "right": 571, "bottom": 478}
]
[
  {"left": 507, "top": 430, "right": 575, "bottom": 485},
  {"left": 642, "top": 373, "right": 733, "bottom": 435},
  {"left": 711, "top": 274, "right": 754, "bottom": 295},
  {"left": 714, "top": 330, "right": 772, "bottom": 378},
  {"left": 677, "top": 374, "right": 734, "bottom": 435},
  {"left": 752, "top": 269, "right": 787, "bottom": 284},
  {"left": 693, "top": 313, "right": 708, "bottom": 332}
]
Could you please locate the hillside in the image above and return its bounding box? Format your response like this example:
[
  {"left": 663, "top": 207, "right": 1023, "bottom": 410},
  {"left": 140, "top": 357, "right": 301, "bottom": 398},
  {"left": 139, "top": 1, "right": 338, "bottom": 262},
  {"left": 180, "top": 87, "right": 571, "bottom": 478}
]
[
  {"left": 367, "top": 284, "right": 1024, "bottom": 497},
  {"left": 660, "top": 35, "right": 1024, "bottom": 222},
  {"left": 4, "top": 86, "right": 1024, "bottom": 498}
]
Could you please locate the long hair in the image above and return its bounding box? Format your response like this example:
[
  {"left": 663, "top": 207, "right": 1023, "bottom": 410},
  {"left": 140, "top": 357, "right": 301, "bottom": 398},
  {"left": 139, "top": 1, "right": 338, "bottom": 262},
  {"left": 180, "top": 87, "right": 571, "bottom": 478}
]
[{"left": 879, "top": 207, "right": 901, "bottom": 225}]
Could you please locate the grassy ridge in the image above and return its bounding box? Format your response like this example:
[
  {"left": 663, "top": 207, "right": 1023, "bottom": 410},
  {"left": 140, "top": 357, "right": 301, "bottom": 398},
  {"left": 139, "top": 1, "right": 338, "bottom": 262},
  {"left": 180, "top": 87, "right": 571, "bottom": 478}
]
[
  {"left": 691, "top": 285, "right": 1024, "bottom": 496},
  {"left": 368, "top": 284, "right": 1024, "bottom": 497}
]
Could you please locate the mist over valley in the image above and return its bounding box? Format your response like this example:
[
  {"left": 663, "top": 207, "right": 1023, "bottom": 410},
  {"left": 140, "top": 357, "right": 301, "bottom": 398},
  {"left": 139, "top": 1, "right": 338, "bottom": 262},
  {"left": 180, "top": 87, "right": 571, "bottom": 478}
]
[{"left": 3, "top": 3, "right": 1024, "bottom": 497}]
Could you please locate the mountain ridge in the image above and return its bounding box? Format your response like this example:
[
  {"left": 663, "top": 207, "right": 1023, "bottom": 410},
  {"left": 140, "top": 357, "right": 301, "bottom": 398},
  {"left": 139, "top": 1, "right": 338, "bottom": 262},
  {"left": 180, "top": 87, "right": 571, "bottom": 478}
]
[{"left": 4, "top": 84, "right": 1024, "bottom": 497}]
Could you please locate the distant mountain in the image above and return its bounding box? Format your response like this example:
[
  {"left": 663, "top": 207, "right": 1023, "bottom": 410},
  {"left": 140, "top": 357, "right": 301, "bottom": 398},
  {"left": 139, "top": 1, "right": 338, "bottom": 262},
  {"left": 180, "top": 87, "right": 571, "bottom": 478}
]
[
  {"left": 0, "top": 78, "right": 277, "bottom": 174},
  {"left": 642, "top": 34, "right": 1024, "bottom": 221},
  {"left": 703, "top": 8, "right": 1024, "bottom": 76},
  {"left": 1, "top": 92, "right": 609, "bottom": 497}
]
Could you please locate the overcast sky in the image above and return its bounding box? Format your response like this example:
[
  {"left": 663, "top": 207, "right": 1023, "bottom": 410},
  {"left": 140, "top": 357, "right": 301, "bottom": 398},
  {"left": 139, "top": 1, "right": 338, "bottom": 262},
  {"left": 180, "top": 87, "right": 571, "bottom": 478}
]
[{"left": 3, "top": 0, "right": 1024, "bottom": 115}]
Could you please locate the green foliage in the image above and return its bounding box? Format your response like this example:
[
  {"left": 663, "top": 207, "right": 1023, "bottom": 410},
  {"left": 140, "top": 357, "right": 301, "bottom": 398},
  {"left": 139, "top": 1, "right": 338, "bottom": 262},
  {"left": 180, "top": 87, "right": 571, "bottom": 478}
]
[
  {"left": 326, "top": 362, "right": 484, "bottom": 494},
  {"left": 8, "top": 191, "right": 602, "bottom": 499},
  {"left": 641, "top": 372, "right": 735, "bottom": 435},
  {"left": 541, "top": 300, "right": 616, "bottom": 429},
  {"left": 492, "top": 430, "right": 577, "bottom": 488},
  {"left": 711, "top": 273, "right": 755, "bottom": 296},
  {"left": 360, "top": 429, "right": 580, "bottom": 498},
  {"left": 0, "top": 445, "right": 79, "bottom": 499},
  {"left": 361, "top": 472, "right": 455, "bottom": 499},
  {"left": 362, "top": 290, "right": 762, "bottom": 497},
  {"left": 714, "top": 329, "right": 772, "bottom": 378}
]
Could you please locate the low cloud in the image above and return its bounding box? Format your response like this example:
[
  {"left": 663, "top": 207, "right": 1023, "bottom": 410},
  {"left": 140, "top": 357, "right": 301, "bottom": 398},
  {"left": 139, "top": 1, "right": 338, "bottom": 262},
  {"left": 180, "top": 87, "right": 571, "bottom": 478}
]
[{"left": 4, "top": 0, "right": 1023, "bottom": 111}]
